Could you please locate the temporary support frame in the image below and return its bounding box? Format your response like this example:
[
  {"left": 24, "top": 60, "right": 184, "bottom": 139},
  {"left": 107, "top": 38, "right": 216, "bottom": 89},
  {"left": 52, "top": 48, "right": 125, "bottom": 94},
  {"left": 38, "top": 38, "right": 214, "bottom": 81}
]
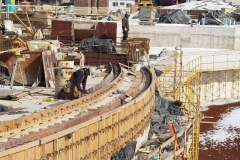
[{"left": 157, "top": 51, "right": 240, "bottom": 160}]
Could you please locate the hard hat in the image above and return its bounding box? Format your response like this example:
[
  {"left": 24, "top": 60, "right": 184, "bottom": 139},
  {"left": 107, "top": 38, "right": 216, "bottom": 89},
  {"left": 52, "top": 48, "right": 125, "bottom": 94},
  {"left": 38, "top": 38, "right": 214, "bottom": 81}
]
[{"left": 88, "top": 67, "right": 96, "bottom": 76}]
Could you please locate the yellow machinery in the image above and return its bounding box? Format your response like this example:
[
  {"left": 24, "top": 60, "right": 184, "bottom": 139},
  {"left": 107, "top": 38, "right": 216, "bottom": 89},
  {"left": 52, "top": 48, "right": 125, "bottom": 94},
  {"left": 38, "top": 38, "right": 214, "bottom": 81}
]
[{"left": 138, "top": 0, "right": 153, "bottom": 10}]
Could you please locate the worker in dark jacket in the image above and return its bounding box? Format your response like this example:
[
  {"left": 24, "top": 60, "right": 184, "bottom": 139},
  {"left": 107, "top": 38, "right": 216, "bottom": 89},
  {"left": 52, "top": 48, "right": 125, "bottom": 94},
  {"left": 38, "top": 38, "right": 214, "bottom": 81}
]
[
  {"left": 58, "top": 68, "right": 91, "bottom": 100},
  {"left": 122, "top": 11, "right": 130, "bottom": 40}
]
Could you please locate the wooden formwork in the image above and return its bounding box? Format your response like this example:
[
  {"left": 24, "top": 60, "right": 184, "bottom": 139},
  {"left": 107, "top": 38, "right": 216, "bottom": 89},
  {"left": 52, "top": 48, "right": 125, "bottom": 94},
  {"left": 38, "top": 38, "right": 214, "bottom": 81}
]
[
  {"left": 0, "top": 65, "right": 155, "bottom": 160},
  {"left": 121, "top": 38, "right": 150, "bottom": 64},
  {"left": 0, "top": 63, "right": 115, "bottom": 138}
]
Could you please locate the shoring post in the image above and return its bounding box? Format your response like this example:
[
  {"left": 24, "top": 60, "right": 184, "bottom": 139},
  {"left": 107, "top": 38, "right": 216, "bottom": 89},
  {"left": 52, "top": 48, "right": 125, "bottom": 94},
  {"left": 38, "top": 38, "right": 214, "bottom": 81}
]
[
  {"left": 239, "top": 60, "right": 240, "bottom": 99},
  {"left": 174, "top": 135, "right": 176, "bottom": 159},
  {"left": 173, "top": 49, "right": 178, "bottom": 99},
  {"left": 194, "top": 59, "right": 197, "bottom": 74},
  {"left": 225, "top": 54, "right": 229, "bottom": 99},
  {"left": 192, "top": 118, "right": 195, "bottom": 159},
  {"left": 184, "top": 129, "right": 187, "bottom": 159},
  {"left": 195, "top": 95, "right": 201, "bottom": 159},
  {"left": 158, "top": 147, "right": 162, "bottom": 160},
  {"left": 212, "top": 55, "right": 215, "bottom": 101},
  {"left": 179, "top": 50, "right": 183, "bottom": 100}
]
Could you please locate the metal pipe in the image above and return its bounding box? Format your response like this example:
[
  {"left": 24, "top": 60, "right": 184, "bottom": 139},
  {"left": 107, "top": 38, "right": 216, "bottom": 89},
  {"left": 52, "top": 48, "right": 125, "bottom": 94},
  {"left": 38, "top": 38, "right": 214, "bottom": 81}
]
[
  {"left": 12, "top": 13, "right": 34, "bottom": 36},
  {"left": 25, "top": 12, "right": 33, "bottom": 32}
]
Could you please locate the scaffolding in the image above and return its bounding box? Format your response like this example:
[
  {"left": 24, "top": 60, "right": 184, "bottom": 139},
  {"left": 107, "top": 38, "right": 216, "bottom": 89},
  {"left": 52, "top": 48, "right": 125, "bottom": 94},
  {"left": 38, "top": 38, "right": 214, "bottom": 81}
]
[{"left": 157, "top": 50, "right": 240, "bottom": 160}]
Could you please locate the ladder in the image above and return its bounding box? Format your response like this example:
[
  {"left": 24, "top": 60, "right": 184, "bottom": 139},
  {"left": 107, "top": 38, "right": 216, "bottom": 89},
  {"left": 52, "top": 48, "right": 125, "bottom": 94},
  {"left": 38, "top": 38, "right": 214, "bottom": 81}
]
[{"left": 167, "top": 119, "right": 184, "bottom": 160}]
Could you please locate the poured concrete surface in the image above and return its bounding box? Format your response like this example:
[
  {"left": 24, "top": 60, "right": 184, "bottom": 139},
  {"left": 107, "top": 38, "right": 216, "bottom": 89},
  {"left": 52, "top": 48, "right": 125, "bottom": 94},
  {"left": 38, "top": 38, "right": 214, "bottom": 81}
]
[{"left": 0, "top": 70, "right": 106, "bottom": 122}]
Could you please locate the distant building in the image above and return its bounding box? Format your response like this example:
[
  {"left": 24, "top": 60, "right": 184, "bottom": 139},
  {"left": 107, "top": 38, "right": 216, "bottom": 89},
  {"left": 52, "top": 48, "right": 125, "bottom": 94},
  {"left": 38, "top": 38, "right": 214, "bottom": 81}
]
[{"left": 109, "top": 0, "right": 135, "bottom": 12}]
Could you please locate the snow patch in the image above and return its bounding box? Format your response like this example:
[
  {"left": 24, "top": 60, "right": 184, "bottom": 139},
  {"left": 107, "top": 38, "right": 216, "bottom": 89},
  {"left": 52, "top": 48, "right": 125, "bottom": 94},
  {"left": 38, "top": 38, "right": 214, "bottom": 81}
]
[
  {"left": 162, "top": 0, "right": 235, "bottom": 11},
  {"left": 200, "top": 107, "right": 240, "bottom": 147}
]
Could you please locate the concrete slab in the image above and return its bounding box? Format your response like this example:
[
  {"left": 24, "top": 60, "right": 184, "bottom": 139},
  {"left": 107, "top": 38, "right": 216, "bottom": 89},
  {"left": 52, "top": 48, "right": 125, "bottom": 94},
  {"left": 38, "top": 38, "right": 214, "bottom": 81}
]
[{"left": 0, "top": 69, "right": 107, "bottom": 122}]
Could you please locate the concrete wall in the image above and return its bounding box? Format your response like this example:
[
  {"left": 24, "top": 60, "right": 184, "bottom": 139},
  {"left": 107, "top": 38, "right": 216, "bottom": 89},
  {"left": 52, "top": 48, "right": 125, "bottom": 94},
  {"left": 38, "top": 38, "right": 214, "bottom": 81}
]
[
  {"left": 225, "top": 0, "right": 240, "bottom": 6},
  {"left": 200, "top": 70, "right": 240, "bottom": 101},
  {"left": 122, "top": 24, "right": 240, "bottom": 50}
]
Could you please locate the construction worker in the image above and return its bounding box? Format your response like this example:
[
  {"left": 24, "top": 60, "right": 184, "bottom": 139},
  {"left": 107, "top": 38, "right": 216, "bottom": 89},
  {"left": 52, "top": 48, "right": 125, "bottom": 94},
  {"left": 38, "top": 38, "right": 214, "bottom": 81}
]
[
  {"left": 58, "top": 68, "right": 94, "bottom": 100},
  {"left": 122, "top": 11, "right": 130, "bottom": 40}
]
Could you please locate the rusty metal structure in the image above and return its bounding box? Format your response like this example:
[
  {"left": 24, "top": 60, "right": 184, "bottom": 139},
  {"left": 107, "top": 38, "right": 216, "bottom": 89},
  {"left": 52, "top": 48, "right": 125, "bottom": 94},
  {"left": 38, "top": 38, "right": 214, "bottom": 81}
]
[
  {"left": 45, "top": 20, "right": 118, "bottom": 45},
  {"left": 0, "top": 61, "right": 10, "bottom": 88}
]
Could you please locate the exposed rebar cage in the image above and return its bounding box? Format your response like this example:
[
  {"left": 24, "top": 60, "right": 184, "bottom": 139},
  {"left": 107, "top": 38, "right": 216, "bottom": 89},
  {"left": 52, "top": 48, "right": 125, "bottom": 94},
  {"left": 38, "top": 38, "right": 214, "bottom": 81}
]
[
  {"left": 0, "top": 61, "right": 10, "bottom": 88},
  {"left": 121, "top": 38, "right": 150, "bottom": 64}
]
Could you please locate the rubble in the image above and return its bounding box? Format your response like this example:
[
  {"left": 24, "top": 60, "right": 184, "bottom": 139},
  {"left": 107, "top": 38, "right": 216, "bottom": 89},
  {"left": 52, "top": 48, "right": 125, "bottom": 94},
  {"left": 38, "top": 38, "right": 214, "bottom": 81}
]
[
  {"left": 78, "top": 37, "right": 116, "bottom": 53},
  {"left": 199, "top": 10, "right": 236, "bottom": 25},
  {"left": 107, "top": 14, "right": 120, "bottom": 21},
  {"left": 158, "top": 9, "right": 191, "bottom": 24},
  {"left": 0, "top": 104, "right": 12, "bottom": 112},
  {"left": 137, "top": 94, "right": 184, "bottom": 159},
  {"left": 111, "top": 141, "right": 137, "bottom": 160}
]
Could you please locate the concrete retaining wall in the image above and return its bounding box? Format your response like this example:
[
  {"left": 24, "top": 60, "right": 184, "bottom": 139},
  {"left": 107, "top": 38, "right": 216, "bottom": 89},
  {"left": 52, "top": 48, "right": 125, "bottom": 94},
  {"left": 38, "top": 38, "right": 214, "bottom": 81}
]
[
  {"left": 200, "top": 70, "right": 240, "bottom": 101},
  {"left": 225, "top": 0, "right": 240, "bottom": 6},
  {"left": 121, "top": 24, "right": 240, "bottom": 50}
]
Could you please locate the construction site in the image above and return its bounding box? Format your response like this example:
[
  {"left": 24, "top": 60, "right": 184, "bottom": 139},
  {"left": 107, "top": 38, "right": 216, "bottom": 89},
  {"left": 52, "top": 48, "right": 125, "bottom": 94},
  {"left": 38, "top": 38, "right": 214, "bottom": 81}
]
[{"left": 0, "top": 0, "right": 240, "bottom": 159}]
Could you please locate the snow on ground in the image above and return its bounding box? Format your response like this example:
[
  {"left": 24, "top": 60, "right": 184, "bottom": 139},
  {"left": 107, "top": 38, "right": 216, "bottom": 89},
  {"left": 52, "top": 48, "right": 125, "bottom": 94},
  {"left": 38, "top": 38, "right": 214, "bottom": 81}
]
[
  {"left": 201, "top": 99, "right": 240, "bottom": 111},
  {"left": 149, "top": 47, "right": 240, "bottom": 68},
  {"left": 200, "top": 106, "right": 240, "bottom": 147},
  {"left": 162, "top": 0, "right": 235, "bottom": 10},
  {"left": 150, "top": 47, "right": 240, "bottom": 151}
]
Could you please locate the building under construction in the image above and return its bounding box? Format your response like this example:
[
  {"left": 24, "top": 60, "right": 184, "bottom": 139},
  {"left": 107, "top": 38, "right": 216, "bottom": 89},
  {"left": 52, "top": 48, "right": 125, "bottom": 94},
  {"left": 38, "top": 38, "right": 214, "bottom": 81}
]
[{"left": 0, "top": 0, "right": 239, "bottom": 160}]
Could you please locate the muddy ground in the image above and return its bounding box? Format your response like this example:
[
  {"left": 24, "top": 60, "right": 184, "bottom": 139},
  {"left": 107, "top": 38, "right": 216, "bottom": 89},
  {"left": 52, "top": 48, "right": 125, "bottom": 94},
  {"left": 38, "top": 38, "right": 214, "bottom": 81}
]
[{"left": 199, "top": 102, "right": 240, "bottom": 160}]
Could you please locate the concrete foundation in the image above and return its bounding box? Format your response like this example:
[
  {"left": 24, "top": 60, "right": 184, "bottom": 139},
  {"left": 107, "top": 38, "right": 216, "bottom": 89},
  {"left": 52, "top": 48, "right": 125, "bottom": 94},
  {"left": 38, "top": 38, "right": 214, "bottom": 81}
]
[
  {"left": 200, "top": 70, "right": 240, "bottom": 101},
  {"left": 119, "top": 24, "right": 240, "bottom": 50},
  {"left": 225, "top": 0, "right": 240, "bottom": 6}
]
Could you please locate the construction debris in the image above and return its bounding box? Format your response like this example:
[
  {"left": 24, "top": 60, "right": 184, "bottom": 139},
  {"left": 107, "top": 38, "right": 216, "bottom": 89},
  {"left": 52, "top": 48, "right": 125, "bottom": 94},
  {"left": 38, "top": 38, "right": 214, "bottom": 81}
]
[
  {"left": 78, "top": 37, "right": 116, "bottom": 53},
  {"left": 158, "top": 9, "right": 191, "bottom": 24},
  {"left": 111, "top": 141, "right": 137, "bottom": 160},
  {"left": 137, "top": 95, "right": 184, "bottom": 159},
  {"left": 107, "top": 14, "right": 120, "bottom": 21},
  {"left": 199, "top": 10, "right": 236, "bottom": 25},
  {"left": 0, "top": 104, "right": 12, "bottom": 112}
]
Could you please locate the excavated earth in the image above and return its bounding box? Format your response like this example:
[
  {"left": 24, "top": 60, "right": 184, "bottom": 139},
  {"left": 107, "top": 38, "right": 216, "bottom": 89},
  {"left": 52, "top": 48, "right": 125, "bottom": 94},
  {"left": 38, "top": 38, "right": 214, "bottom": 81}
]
[{"left": 199, "top": 101, "right": 240, "bottom": 160}]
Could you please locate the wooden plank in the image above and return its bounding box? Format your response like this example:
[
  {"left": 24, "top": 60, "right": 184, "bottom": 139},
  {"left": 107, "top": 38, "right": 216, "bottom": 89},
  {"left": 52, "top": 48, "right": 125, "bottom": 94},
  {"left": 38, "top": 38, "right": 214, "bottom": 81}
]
[
  {"left": 42, "top": 50, "right": 56, "bottom": 88},
  {"left": 106, "top": 116, "right": 112, "bottom": 156},
  {"left": 98, "top": 119, "right": 104, "bottom": 158},
  {"left": 0, "top": 64, "right": 155, "bottom": 159},
  {"left": 148, "top": 130, "right": 185, "bottom": 158},
  {"left": 79, "top": 127, "right": 87, "bottom": 159},
  {"left": 112, "top": 113, "right": 118, "bottom": 152},
  {"left": 165, "top": 147, "right": 184, "bottom": 160},
  {"left": 200, "top": 121, "right": 216, "bottom": 124}
]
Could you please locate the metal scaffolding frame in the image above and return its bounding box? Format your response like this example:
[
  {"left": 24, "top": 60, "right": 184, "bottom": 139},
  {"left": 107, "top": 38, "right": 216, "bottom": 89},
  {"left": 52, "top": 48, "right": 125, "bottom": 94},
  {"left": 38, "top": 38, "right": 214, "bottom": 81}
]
[
  {"left": 159, "top": 52, "right": 240, "bottom": 160},
  {"left": 231, "top": 69, "right": 240, "bottom": 99}
]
